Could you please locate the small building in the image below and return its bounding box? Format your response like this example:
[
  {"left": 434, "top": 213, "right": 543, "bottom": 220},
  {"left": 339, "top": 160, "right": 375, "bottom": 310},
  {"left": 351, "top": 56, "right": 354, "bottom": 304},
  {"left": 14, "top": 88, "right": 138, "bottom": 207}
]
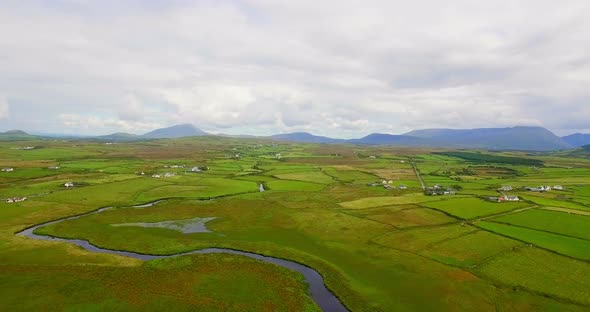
[
  {"left": 498, "top": 195, "right": 519, "bottom": 202},
  {"left": 498, "top": 186, "right": 513, "bottom": 192},
  {"left": 163, "top": 172, "right": 175, "bottom": 178},
  {"left": 190, "top": 167, "right": 202, "bottom": 172},
  {"left": 1, "top": 168, "right": 14, "bottom": 172},
  {"left": 382, "top": 180, "right": 388, "bottom": 184},
  {"left": 399, "top": 184, "right": 407, "bottom": 190},
  {"left": 526, "top": 186, "right": 551, "bottom": 192},
  {"left": 426, "top": 187, "right": 455, "bottom": 196},
  {"left": 6, "top": 196, "right": 27, "bottom": 203},
  {"left": 388, "top": 180, "right": 393, "bottom": 184},
  {"left": 152, "top": 174, "right": 161, "bottom": 178},
  {"left": 553, "top": 185, "right": 564, "bottom": 190},
  {"left": 369, "top": 156, "right": 376, "bottom": 159},
  {"left": 64, "top": 182, "right": 75, "bottom": 188}
]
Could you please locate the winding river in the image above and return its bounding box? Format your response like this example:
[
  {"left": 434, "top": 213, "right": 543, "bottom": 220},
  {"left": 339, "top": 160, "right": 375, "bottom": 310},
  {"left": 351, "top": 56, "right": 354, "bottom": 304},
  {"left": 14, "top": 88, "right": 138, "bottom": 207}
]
[{"left": 16, "top": 201, "right": 348, "bottom": 312}]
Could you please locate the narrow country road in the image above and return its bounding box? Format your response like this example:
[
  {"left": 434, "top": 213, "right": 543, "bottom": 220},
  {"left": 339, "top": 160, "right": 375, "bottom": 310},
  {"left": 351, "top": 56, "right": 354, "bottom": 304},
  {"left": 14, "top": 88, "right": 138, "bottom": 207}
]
[{"left": 410, "top": 159, "right": 426, "bottom": 190}]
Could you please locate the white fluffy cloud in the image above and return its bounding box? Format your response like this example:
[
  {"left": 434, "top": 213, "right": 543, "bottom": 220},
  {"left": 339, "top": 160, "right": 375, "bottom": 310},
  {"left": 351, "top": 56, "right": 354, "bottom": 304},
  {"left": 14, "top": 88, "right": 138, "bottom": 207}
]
[{"left": 0, "top": 0, "right": 589, "bottom": 136}]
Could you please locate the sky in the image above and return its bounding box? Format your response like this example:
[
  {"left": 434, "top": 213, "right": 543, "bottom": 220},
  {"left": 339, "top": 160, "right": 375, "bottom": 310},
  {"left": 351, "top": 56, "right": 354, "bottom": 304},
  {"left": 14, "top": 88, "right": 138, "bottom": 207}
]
[{"left": 1, "top": 0, "right": 589, "bottom": 137}]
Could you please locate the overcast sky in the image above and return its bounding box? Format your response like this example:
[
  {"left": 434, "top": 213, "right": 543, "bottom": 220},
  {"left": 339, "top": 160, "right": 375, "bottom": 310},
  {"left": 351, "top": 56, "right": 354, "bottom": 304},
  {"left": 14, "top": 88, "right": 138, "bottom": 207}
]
[{"left": 1, "top": 0, "right": 589, "bottom": 137}]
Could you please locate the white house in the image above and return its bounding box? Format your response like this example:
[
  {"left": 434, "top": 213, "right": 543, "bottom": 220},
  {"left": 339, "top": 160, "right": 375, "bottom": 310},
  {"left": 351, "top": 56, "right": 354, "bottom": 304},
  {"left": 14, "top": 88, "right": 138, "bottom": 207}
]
[
  {"left": 1, "top": 168, "right": 14, "bottom": 172},
  {"left": 498, "top": 195, "right": 520, "bottom": 202},
  {"left": 64, "top": 182, "right": 75, "bottom": 188},
  {"left": 6, "top": 196, "right": 27, "bottom": 203},
  {"left": 152, "top": 174, "right": 161, "bottom": 178},
  {"left": 190, "top": 167, "right": 202, "bottom": 172},
  {"left": 399, "top": 185, "right": 407, "bottom": 190},
  {"left": 553, "top": 185, "right": 564, "bottom": 190}
]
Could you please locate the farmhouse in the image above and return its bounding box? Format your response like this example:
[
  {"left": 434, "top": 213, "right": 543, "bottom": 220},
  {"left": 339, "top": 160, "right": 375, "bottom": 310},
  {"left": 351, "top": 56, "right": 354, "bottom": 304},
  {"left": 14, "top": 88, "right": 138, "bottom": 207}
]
[
  {"left": 497, "top": 195, "right": 520, "bottom": 202},
  {"left": 152, "top": 174, "right": 161, "bottom": 178},
  {"left": 6, "top": 196, "right": 27, "bottom": 203},
  {"left": 553, "top": 185, "right": 564, "bottom": 190},
  {"left": 64, "top": 182, "right": 74, "bottom": 188},
  {"left": 190, "top": 167, "right": 202, "bottom": 172},
  {"left": 426, "top": 187, "right": 456, "bottom": 196},
  {"left": 1, "top": 168, "right": 14, "bottom": 172},
  {"left": 526, "top": 186, "right": 551, "bottom": 192}
]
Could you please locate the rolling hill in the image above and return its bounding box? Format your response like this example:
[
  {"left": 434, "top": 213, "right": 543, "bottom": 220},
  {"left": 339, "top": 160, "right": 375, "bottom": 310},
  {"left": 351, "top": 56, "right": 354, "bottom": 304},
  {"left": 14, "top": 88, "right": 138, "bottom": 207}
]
[
  {"left": 0, "top": 130, "right": 38, "bottom": 140},
  {"left": 271, "top": 132, "right": 344, "bottom": 144},
  {"left": 561, "top": 133, "right": 590, "bottom": 148},
  {"left": 403, "top": 126, "right": 572, "bottom": 151},
  {"left": 347, "top": 133, "right": 431, "bottom": 146},
  {"left": 95, "top": 132, "right": 140, "bottom": 141}
]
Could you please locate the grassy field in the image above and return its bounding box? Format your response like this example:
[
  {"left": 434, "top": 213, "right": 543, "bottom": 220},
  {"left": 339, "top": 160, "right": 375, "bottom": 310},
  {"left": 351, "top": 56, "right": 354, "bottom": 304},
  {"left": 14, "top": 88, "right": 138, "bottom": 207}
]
[
  {"left": 476, "top": 221, "right": 590, "bottom": 260},
  {"left": 422, "top": 197, "right": 531, "bottom": 219},
  {"left": 489, "top": 208, "right": 590, "bottom": 240},
  {"left": 1, "top": 137, "right": 589, "bottom": 311}
]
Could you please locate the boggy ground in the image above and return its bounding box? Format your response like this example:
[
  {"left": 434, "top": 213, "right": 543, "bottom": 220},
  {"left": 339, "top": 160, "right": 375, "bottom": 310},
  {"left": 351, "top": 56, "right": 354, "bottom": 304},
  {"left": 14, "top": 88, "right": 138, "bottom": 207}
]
[{"left": 1, "top": 137, "right": 590, "bottom": 311}]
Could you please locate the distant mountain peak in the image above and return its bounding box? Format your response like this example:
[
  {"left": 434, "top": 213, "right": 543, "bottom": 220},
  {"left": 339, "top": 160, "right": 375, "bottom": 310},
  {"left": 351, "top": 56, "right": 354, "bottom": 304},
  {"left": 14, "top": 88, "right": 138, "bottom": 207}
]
[
  {"left": 561, "top": 133, "right": 590, "bottom": 148},
  {"left": 142, "top": 124, "right": 207, "bottom": 139},
  {"left": 271, "top": 132, "right": 344, "bottom": 143},
  {"left": 1, "top": 130, "right": 29, "bottom": 135},
  {"left": 403, "top": 126, "right": 571, "bottom": 151}
]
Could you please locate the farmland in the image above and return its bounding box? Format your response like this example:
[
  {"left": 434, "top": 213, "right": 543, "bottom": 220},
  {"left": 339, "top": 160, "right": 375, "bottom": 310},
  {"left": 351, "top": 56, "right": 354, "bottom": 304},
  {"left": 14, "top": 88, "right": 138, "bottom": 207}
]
[{"left": 1, "top": 137, "right": 590, "bottom": 311}]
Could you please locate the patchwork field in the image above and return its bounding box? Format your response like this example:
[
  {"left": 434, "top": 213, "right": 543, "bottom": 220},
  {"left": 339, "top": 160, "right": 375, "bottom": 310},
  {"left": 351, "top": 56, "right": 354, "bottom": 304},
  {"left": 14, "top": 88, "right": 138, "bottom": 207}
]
[{"left": 1, "top": 137, "right": 589, "bottom": 311}]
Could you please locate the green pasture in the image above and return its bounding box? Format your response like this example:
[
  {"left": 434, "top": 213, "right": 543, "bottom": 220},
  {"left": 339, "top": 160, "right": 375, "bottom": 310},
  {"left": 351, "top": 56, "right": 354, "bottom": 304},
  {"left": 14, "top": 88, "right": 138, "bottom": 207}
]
[
  {"left": 490, "top": 208, "right": 590, "bottom": 240},
  {"left": 476, "top": 221, "right": 590, "bottom": 260},
  {"left": 422, "top": 197, "right": 531, "bottom": 219}
]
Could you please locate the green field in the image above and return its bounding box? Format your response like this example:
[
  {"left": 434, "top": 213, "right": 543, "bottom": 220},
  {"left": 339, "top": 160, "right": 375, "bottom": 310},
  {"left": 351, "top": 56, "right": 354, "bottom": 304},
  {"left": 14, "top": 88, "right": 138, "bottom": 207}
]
[
  {"left": 1, "top": 137, "right": 590, "bottom": 311},
  {"left": 422, "top": 197, "right": 531, "bottom": 219},
  {"left": 477, "top": 221, "right": 590, "bottom": 260},
  {"left": 490, "top": 208, "right": 590, "bottom": 240}
]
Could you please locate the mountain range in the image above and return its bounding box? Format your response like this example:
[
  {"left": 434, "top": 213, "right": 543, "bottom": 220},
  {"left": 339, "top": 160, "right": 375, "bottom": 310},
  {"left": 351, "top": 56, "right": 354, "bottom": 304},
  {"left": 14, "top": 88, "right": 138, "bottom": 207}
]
[
  {"left": 561, "top": 133, "right": 590, "bottom": 148},
  {"left": 2, "top": 125, "right": 588, "bottom": 151}
]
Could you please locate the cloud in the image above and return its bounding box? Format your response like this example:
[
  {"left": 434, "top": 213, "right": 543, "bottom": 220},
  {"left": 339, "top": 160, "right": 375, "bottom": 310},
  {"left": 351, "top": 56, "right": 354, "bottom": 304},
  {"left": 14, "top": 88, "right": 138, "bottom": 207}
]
[
  {"left": 0, "top": 96, "right": 8, "bottom": 119},
  {"left": 58, "top": 113, "right": 162, "bottom": 134},
  {"left": 0, "top": 1, "right": 589, "bottom": 136}
]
